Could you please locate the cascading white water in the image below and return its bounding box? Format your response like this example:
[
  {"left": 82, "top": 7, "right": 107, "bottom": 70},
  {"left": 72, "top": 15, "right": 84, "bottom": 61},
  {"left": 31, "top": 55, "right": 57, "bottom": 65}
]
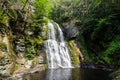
[{"left": 45, "top": 22, "right": 72, "bottom": 69}]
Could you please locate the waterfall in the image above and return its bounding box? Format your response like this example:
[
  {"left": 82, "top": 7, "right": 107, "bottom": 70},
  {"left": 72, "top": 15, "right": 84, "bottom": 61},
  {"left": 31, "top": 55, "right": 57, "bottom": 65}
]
[{"left": 45, "top": 22, "right": 72, "bottom": 69}]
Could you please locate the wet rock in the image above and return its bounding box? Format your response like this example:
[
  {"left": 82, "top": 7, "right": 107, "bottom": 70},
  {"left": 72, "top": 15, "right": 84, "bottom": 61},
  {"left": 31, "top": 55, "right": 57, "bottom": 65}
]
[{"left": 63, "top": 25, "right": 79, "bottom": 40}]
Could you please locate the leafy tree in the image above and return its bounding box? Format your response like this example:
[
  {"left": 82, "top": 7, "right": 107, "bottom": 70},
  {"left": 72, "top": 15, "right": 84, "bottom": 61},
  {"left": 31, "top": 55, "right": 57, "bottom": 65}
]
[
  {"left": 82, "top": 0, "right": 120, "bottom": 67},
  {"left": 34, "top": 0, "right": 54, "bottom": 18}
]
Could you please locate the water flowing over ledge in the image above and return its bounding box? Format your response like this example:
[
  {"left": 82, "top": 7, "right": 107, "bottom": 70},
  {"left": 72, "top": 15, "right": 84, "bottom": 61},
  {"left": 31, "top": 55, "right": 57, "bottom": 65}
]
[{"left": 45, "top": 22, "right": 72, "bottom": 69}]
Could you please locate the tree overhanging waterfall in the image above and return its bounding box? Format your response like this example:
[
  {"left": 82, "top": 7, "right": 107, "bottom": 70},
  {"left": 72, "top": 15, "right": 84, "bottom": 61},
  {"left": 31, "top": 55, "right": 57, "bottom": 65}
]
[{"left": 45, "top": 22, "right": 72, "bottom": 69}]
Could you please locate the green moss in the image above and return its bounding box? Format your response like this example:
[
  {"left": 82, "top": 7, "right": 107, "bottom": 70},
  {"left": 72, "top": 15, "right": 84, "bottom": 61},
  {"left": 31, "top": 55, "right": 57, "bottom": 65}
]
[{"left": 69, "top": 40, "right": 80, "bottom": 66}]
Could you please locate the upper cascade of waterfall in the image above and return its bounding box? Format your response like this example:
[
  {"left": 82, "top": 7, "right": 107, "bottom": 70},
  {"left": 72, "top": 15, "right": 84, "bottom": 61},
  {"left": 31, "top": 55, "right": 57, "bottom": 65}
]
[
  {"left": 48, "top": 23, "right": 56, "bottom": 40},
  {"left": 55, "top": 23, "right": 64, "bottom": 42},
  {"left": 45, "top": 22, "right": 72, "bottom": 69}
]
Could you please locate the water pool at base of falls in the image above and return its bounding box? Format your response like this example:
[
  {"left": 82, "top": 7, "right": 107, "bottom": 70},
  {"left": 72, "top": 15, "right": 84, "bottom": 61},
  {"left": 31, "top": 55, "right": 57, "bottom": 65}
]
[{"left": 8, "top": 68, "right": 112, "bottom": 80}]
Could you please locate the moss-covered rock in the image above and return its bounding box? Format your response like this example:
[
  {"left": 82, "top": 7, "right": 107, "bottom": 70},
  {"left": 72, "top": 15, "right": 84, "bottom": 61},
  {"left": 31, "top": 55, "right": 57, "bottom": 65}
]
[{"left": 69, "top": 40, "right": 84, "bottom": 66}]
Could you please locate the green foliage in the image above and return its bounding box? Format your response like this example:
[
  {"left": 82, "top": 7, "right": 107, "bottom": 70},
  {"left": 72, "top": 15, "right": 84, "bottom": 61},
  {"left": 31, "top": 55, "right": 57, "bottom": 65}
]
[
  {"left": 102, "top": 36, "right": 120, "bottom": 66},
  {"left": 26, "top": 45, "right": 35, "bottom": 60},
  {"left": 34, "top": 0, "right": 54, "bottom": 18},
  {"left": 51, "top": 0, "right": 84, "bottom": 23},
  {"left": 31, "top": 18, "right": 49, "bottom": 34},
  {"left": 26, "top": 36, "right": 43, "bottom": 59},
  {"left": 81, "top": 0, "right": 120, "bottom": 67}
]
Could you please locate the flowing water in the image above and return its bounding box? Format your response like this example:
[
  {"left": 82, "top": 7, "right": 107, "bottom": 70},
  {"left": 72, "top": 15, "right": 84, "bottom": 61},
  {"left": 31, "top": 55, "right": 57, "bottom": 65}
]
[{"left": 45, "top": 22, "right": 72, "bottom": 69}]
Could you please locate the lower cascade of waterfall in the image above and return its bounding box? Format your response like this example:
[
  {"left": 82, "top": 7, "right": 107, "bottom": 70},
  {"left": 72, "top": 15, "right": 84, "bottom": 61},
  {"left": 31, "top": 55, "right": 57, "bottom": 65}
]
[{"left": 45, "top": 22, "right": 72, "bottom": 69}]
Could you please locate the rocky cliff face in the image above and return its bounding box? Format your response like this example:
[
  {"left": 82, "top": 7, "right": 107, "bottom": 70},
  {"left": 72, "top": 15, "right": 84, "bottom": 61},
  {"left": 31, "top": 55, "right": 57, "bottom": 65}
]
[
  {"left": 0, "top": 0, "right": 47, "bottom": 77},
  {"left": 0, "top": 32, "right": 47, "bottom": 77}
]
